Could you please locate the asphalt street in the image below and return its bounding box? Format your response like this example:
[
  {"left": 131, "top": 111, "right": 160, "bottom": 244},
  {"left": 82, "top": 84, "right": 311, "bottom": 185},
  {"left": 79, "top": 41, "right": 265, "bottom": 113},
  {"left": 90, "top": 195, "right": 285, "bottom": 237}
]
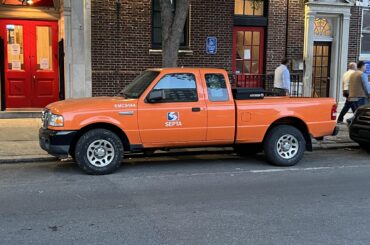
[{"left": 1, "top": 148, "right": 370, "bottom": 245}]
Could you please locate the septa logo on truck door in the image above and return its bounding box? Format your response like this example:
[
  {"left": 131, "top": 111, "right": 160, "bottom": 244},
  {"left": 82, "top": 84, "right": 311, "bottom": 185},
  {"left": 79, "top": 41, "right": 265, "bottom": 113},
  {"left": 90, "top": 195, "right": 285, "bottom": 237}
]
[
  {"left": 168, "top": 112, "right": 180, "bottom": 121},
  {"left": 166, "top": 112, "right": 182, "bottom": 127}
]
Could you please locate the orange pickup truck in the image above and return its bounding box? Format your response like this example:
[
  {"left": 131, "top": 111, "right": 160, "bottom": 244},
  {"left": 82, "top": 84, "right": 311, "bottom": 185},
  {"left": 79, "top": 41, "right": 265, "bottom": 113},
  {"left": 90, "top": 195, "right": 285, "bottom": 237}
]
[{"left": 39, "top": 68, "right": 338, "bottom": 174}]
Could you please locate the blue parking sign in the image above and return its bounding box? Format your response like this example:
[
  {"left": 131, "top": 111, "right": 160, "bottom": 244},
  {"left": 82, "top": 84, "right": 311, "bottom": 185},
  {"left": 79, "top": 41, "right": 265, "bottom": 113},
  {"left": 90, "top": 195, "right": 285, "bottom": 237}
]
[{"left": 206, "top": 36, "right": 217, "bottom": 55}]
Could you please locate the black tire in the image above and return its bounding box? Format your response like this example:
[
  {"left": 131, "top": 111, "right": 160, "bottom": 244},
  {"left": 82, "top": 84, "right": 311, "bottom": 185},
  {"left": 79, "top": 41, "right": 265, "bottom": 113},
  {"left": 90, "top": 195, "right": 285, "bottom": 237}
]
[
  {"left": 234, "top": 144, "right": 262, "bottom": 156},
  {"left": 75, "top": 129, "right": 124, "bottom": 175},
  {"left": 359, "top": 143, "right": 370, "bottom": 152},
  {"left": 263, "top": 125, "right": 306, "bottom": 167},
  {"left": 69, "top": 148, "right": 76, "bottom": 161}
]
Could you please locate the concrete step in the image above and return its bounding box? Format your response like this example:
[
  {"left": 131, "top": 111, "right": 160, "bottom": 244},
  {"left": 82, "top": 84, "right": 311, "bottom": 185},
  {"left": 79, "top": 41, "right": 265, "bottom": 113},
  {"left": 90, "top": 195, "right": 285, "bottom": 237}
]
[{"left": 0, "top": 111, "right": 42, "bottom": 119}]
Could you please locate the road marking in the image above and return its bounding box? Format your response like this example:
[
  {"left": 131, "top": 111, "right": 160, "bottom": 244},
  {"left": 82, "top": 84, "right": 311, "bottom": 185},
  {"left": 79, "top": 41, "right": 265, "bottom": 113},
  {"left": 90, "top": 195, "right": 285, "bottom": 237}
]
[
  {"left": 250, "top": 166, "right": 334, "bottom": 173},
  {"left": 118, "top": 164, "right": 370, "bottom": 181}
]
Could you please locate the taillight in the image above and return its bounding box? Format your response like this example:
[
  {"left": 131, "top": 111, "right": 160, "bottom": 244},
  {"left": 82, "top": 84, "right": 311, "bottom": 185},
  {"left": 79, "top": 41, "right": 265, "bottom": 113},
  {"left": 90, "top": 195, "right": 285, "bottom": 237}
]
[{"left": 331, "top": 104, "right": 337, "bottom": 120}]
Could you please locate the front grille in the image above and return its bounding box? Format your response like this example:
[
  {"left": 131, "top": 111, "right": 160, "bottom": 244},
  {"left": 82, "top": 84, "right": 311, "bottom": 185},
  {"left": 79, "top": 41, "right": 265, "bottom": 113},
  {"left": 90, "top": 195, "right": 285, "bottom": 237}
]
[
  {"left": 356, "top": 110, "right": 370, "bottom": 125},
  {"left": 41, "top": 109, "right": 50, "bottom": 128}
]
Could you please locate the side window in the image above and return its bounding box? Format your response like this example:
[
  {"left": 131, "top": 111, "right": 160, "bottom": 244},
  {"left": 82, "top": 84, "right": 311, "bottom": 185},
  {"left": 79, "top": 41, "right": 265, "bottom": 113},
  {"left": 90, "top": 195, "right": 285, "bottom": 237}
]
[
  {"left": 152, "top": 73, "right": 198, "bottom": 102},
  {"left": 205, "top": 74, "right": 229, "bottom": 102}
]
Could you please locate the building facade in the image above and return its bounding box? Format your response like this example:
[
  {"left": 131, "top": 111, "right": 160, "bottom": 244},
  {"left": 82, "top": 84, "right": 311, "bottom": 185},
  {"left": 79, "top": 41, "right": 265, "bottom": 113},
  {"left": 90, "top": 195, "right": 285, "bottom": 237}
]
[{"left": 0, "top": 0, "right": 368, "bottom": 111}]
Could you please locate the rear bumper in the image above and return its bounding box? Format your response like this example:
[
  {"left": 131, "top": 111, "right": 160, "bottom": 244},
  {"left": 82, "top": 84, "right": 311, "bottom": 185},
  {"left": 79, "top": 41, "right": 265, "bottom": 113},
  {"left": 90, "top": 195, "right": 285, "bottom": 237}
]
[
  {"left": 349, "top": 124, "right": 370, "bottom": 144},
  {"left": 39, "top": 128, "right": 77, "bottom": 158}
]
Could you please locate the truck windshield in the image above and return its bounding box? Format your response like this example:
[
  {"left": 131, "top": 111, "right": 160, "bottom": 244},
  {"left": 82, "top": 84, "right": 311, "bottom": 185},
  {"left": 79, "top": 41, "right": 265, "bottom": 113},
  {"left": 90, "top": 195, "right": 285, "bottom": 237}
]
[{"left": 118, "top": 71, "right": 160, "bottom": 99}]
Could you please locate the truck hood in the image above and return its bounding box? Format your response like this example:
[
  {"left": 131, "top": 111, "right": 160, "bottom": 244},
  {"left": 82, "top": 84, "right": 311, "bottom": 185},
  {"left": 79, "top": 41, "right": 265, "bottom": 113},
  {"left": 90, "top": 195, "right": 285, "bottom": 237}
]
[{"left": 46, "top": 97, "right": 138, "bottom": 114}]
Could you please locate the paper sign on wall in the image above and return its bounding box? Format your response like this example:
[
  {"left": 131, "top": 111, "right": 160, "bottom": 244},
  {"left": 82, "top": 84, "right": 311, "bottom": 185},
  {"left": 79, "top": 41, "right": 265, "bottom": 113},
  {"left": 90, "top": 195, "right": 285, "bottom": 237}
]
[
  {"left": 244, "top": 49, "right": 251, "bottom": 60},
  {"left": 40, "top": 58, "right": 49, "bottom": 70},
  {"left": 11, "top": 44, "right": 20, "bottom": 55},
  {"left": 12, "top": 61, "right": 21, "bottom": 70}
]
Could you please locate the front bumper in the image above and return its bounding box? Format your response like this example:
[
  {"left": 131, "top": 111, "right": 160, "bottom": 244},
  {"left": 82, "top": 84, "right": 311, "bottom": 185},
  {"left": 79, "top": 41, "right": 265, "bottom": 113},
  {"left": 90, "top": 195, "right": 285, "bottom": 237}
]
[
  {"left": 39, "top": 128, "right": 77, "bottom": 158},
  {"left": 349, "top": 124, "right": 370, "bottom": 144}
]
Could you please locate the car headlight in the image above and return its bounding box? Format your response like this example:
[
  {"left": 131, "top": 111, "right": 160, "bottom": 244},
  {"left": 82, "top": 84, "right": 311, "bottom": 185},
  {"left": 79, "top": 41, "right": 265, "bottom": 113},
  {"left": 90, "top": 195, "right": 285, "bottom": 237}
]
[{"left": 49, "top": 113, "right": 64, "bottom": 127}]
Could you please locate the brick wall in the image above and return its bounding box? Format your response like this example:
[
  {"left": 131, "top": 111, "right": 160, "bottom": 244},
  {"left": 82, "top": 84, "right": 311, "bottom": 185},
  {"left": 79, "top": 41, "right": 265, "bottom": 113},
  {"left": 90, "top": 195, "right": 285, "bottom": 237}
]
[
  {"left": 348, "top": 6, "right": 361, "bottom": 63},
  {"left": 91, "top": 0, "right": 154, "bottom": 97},
  {"left": 91, "top": 0, "right": 233, "bottom": 96},
  {"left": 91, "top": 0, "right": 360, "bottom": 96},
  {"left": 286, "top": 0, "right": 304, "bottom": 68},
  {"left": 265, "top": 0, "right": 304, "bottom": 74},
  {"left": 265, "top": 0, "right": 288, "bottom": 74}
]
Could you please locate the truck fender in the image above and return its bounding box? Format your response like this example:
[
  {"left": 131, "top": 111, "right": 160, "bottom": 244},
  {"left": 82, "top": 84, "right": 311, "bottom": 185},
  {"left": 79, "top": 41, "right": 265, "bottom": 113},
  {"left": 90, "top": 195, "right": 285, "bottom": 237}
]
[{"left": 263, "top": 117, "right": 312, "bottom": 152}]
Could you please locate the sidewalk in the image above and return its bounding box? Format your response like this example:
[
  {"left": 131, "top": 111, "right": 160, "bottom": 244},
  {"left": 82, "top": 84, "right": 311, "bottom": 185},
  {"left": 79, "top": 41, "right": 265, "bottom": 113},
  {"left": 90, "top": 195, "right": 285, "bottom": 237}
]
[{"left": 0, "top": 118, "right": 359, "bottom": 164}]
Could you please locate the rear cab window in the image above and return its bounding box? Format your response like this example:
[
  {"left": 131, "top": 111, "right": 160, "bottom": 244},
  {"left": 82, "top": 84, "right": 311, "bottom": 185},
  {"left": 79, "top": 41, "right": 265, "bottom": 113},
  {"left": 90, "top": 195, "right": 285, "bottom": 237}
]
[{"left": 205, "top": 74, "right": 229, "bottom": 102}]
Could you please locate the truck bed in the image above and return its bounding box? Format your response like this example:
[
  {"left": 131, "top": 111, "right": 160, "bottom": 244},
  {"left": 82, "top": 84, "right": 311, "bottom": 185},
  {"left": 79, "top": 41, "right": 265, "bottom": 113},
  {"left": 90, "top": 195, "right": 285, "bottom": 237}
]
[{"left": 235, "top": 97, "right": 336, "bottom": 143}]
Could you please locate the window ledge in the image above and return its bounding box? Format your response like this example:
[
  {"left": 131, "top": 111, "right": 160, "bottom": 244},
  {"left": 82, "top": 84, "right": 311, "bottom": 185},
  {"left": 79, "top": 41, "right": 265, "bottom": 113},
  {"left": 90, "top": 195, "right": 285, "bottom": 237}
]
[
  {"left": 149, "top": 49, "right": 194, "bottom": 55},
  {"left": 359, "top": 54, "right": 370, "bottom": 61}
]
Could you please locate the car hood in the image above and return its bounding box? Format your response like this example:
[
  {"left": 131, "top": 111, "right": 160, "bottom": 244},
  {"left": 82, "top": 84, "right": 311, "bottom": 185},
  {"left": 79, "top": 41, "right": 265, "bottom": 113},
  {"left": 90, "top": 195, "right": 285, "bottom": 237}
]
[{"left": 46, "top": 97, "right": 138, "bottom": 114}]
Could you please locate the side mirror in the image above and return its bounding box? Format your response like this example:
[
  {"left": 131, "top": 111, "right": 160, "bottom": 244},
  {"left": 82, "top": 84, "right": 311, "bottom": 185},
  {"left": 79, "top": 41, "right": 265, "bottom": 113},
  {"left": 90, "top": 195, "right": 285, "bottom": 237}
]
[{"left": 147, "top": 90, "right": 165, "bottom": 103}]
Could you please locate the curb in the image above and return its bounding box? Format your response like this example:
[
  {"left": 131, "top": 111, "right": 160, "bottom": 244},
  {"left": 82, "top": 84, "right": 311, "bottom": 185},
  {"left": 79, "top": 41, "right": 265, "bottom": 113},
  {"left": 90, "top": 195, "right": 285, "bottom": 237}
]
[
  {"left": 312, "top": 142, "right": 359, "bottom": 150},
  {"left": 0, "top": 156, "right": 57, "bottom": 164},
  {"left": 0, "top": 143, "right": 360, "bottom": 164}
]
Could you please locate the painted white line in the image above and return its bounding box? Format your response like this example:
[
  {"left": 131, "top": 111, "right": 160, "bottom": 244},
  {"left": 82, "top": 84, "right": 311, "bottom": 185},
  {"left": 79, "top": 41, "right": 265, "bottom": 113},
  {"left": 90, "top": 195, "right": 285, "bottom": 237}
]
[
  {"left": 124, "top": 165, "right": 370, "bottom": 180},
  {"left": 250, "top": 166, "right": 334, "bottom": 173}
]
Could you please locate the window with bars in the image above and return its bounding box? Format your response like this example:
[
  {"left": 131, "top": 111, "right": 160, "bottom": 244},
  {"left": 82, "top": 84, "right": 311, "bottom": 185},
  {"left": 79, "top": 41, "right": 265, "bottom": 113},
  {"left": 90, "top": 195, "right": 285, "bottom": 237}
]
[
  {"left": 152, "top": 0, "right": 189, "bottom": 48},
  {"left": 361, "top": 9, "right": 370, "bottom": 55},
  {"left": 234, "top": 0, "right": 264, "bottom": 16}
]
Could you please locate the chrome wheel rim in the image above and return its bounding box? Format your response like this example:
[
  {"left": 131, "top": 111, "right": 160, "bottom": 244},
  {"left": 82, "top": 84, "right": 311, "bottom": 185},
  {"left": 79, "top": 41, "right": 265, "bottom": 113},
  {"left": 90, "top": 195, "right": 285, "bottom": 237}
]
[
  {"left": 276, "top": 134, "right": 299, "bottom": 160},
  {"left": 87, "top": 140, "right": 115, "bottom": 167}
]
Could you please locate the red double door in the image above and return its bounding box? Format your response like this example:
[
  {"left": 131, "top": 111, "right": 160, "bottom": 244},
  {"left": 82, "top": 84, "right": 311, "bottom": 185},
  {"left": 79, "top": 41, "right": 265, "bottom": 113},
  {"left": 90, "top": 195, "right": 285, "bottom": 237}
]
[{"left": 0, "top": 19, "right": 59, "bottom": 108}]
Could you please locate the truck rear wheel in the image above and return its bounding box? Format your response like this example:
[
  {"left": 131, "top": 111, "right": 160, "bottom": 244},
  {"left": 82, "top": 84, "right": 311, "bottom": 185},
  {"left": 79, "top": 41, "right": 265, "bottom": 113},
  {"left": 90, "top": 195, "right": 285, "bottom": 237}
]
[
  {"left": 263, "top": 125, "right": 305, "bottom": 167},
  {"left": 75, "top": 129, "right": 124, "bottom": 175}
]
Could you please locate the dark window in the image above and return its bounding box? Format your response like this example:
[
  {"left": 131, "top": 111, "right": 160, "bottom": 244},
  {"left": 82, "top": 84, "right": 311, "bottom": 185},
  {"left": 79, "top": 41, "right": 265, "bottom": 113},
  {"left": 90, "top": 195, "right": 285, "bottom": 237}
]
[
  {"left": 205, "top": 74, "right": 229, "bottom": 102},
  {"left": 151, "top": 73, "right": 197, "bottom": 102},
  {"left": 152, "top": 0, "right": 188, "bottom": 48},
  {"left": 362, "top": 9, "right": 370, "bottom": 55},
  {"left": 235, "top": 0, "right": 264, "bottom": 16}
]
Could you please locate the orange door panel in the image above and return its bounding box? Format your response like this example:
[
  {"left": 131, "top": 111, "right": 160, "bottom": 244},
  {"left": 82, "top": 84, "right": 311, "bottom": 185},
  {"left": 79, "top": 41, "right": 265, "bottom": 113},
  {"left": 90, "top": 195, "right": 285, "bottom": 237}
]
[
  {"left": 200, "top": 70, "right": 236, "bottom": 144},
  {"left": 138, "top": 71, "right": 207, "bottom": 146}
]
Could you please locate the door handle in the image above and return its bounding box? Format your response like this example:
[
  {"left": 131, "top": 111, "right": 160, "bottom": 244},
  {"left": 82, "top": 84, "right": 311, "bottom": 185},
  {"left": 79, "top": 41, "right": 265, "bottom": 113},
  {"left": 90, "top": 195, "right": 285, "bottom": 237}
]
[
  {"left": 192, "top": 107, "right": 201, "bottom": 112},
  {"left": 119, "top": 111, "right": 134, "bottom": 116}
]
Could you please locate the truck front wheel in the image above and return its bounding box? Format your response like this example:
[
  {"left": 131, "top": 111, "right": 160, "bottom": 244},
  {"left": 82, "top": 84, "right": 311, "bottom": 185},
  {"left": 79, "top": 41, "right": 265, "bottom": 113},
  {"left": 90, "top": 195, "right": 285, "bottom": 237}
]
[
  {"left": 264, "top": 125, "right": 306, "bottom": 167},
  {"left": 75, "top": 129, "right": 124, "bottom": 175}
]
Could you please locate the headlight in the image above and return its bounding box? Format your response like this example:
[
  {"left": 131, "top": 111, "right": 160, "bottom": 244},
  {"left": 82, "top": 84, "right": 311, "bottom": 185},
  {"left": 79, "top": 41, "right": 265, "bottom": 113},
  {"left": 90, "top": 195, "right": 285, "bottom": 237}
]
[{"left": 49, "top": 113, "right": 64, "bottom": 127}]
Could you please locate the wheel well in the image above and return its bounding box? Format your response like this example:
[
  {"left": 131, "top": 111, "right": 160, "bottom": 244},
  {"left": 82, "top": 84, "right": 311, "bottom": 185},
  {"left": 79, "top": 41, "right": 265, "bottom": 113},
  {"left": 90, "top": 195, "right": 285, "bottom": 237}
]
[
  {"left": 264, "top": 117, "right": 312, "bottom": 151},
  {"left": 69, "top": 123, "right": 130, "bottom": 156}
]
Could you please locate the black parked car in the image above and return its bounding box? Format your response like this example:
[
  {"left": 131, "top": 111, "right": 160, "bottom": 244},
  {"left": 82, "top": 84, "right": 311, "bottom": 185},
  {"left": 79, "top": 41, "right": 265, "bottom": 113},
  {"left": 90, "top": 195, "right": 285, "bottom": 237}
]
[{"left": 349, "top": 104, "right": 370, "bottom": 149}]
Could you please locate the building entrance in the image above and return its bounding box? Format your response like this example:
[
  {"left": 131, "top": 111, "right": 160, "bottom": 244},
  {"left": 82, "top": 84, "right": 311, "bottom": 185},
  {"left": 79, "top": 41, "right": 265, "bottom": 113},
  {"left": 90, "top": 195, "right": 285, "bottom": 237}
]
[{"left": 0, "top": 19, "right": 59, "bottom": 108}]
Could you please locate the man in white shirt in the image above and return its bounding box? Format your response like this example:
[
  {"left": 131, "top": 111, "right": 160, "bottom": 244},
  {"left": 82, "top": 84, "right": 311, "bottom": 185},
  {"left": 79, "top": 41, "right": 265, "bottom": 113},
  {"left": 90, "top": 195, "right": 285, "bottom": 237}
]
[
  {"left": 273, "top": 58, "right": 291, "bottom": 96},
  {"left": 337, "top": 62, "right": 357, "bottom": 123}
]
